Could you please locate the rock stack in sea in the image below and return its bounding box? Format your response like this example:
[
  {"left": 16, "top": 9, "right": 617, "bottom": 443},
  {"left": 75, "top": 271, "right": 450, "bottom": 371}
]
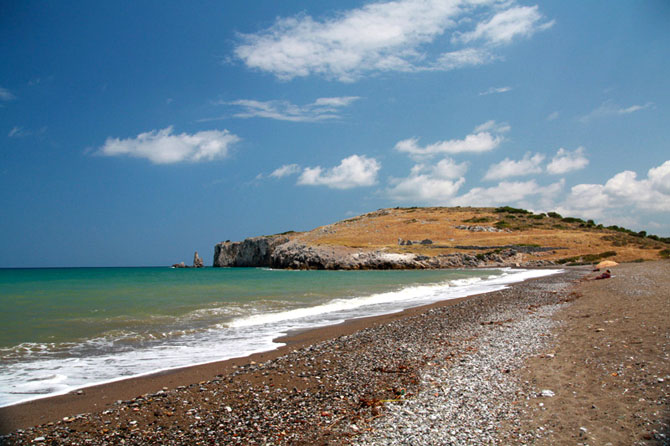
[{"left": 172, "top": 251, "right": 205, "bottom": 268}]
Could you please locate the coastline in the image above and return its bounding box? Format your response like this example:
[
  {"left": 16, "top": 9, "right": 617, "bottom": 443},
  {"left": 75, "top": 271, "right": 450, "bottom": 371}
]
[
  {"left": 0, "top": 267, "right": 571, "bottom": 438},
  {"left": 0, "top": 285, "right": 484, "bottom": 434}
]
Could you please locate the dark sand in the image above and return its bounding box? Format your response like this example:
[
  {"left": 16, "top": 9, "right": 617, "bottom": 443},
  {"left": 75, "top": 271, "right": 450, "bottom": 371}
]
[
  {"left": 0, "top": 292, "right": 473, "bottom": 435},
  {"left": 508, "top": 260, "right": 670, "bottom": 444},
  {"left": 2, "top": 263, "right": 668, "bottom": 445}
]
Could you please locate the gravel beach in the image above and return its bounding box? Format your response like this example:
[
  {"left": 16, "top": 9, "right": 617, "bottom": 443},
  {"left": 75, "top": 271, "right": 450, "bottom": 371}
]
[{"left": 2, "top": 262, "right": 668, "bottom": 445}]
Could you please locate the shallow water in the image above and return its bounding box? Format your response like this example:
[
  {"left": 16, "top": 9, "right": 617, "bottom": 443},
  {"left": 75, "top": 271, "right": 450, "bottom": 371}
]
[{"left": 0, "top": 266, "right": 559, "bottom": 407}]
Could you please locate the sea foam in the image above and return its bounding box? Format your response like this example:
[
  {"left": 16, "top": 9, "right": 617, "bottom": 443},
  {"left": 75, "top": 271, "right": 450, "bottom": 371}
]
[{"left": 0, "top": 268, "right": 560, "bottom": 407}]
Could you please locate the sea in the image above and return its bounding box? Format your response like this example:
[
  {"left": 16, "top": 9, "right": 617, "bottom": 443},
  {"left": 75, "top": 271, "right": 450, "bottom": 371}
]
[{"left": 0, "top": 266, "right": 560, "bottom": 407}]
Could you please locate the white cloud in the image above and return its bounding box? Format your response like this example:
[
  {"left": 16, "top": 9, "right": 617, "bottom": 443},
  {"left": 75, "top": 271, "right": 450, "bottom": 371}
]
[
  {"left": 483, "top": 152, "right": 545, "bottom": 180},
  {"left": 0, "top": 87, "right": 16, "bottom": 101},
  {"left": 434, "top": 47, "right": 496, "bottom": 70},
  {"left": 234, "top": 1, "right": 553, "bottom": 81},
  {"left": 270, "top": 164, "right": 301, "bottom": 178},
  {"left": 98, "top": 126, "right": 240, "bottom": 164},
  {"left": 297, "top": 155, "right": 380, "bottom": 189},
  {"left": 387, "top": 158, "right": 467, "bottom": 203},
  {"left": 453, "top": 5, "right": 554, "bottom": 46},
  {"left": 220, "top": 96, "right": 360, "bottom": 122},
  {"left": 473, "top": 119, "right": 510, "bottom": 134},
  {"left": 649, "top": 160, "right": 670, "bottom": 195},
  {"left": 450, "top": 179, "right": 562, "bottom": 207},
  {"left": 8, "top": 126, "right": 26, "bottom": 138},
  {"left": 546, "top": 111, "right": 559, "bottom": 121},
  {"left": 479, "top": 85, "right": 512, "bottom": 96},
  {"left": 580, "top": 100, "right": 653, "bottom": 123},
  {"left": 546, "top": 147, "right": 588, "bottom": 174},
  {"left": 395, "top": 121, "right": 506, "bottom": 159},
  {"left": 558, "top": 160, "right": 670, "bottom": 217}
]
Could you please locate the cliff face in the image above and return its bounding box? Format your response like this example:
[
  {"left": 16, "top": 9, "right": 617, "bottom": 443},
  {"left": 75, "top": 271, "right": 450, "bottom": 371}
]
[
  {"left": 213, "top": 236, "right": 549, "bottom": 270},
  {"left": 213, "top": 236, "right": 289, "bottom": 267}
]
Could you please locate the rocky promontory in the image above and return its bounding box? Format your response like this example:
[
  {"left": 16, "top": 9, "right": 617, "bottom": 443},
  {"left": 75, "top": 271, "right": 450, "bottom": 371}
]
[
  {"left": 213, "top": 236, "right": 550, "bottom": 270},
  {"left": 213, "top": 206, "right": 670, "bottom": 270}
]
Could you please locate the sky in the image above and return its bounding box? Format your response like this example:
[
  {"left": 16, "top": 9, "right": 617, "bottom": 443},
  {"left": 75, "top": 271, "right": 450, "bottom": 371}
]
[{"left": 1, "top": 1, "right": 669, "bottom": 267}]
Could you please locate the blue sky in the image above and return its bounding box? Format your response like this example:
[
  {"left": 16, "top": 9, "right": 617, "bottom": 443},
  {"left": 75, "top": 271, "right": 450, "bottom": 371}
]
[{"left": 2, "top": 1, "right": 669, "bottom": 267}]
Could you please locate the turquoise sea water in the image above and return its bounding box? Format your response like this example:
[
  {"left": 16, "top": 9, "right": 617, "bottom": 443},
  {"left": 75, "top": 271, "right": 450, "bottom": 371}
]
[{"left": 0, "top": 267, "right": 559, "bottom": 407}]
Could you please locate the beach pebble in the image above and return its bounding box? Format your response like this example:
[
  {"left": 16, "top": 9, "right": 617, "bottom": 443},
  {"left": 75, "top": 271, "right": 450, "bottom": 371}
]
[{"left": 541, "top": 389, "right": 555, "bottom": 397}]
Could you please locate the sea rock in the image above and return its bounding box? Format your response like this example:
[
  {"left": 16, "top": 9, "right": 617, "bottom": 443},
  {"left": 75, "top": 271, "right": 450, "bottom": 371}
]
[
  {"left": 193, "top": 251, "right": 204, "bottom": 268},
  {"left": 172, "top": 261, "right": 187, "bottom": 268}
]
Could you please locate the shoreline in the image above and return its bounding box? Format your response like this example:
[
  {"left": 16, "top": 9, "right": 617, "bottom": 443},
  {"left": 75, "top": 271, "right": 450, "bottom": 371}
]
[
  {"left": 0, "top": 286, "right": 483, "bottom": 434},
  {"left": 0, "top": 268, "right": 561, "bottom": 434}
]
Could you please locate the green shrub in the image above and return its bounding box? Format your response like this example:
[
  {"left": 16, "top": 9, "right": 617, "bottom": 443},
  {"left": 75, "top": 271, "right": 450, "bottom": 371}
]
[
  {"left": 547, "top": 212, "right": 562, "bottom": 219},
  {"left": 464, "top": 216, "right": 492, "bottom": 223},
  {"left": 660, "top": 249, "right": 670, "bottom": 259},
  {"left": 494, "top": 206, "right": 531, "bottom": 214}
]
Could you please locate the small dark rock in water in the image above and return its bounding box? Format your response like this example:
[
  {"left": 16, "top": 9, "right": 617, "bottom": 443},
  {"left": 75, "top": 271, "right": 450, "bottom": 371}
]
[{"left": 172, "top": 261, "right": 187, "bottom": 268}]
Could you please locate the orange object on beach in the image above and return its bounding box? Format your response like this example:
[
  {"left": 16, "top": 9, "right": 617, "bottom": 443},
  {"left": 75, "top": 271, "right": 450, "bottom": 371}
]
[{"left": 596, "top": 260, "right": 618, "bottom": 269}]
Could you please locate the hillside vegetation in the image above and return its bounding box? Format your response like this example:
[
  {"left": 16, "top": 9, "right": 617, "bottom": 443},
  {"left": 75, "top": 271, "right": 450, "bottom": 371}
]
[{"left": 282, "top": 207, "right": 670, "bottom": 266}]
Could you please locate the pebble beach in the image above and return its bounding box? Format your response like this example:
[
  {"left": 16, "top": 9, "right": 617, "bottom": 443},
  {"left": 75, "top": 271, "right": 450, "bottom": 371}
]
[{"left": 1, "top": 262, "right": 668, "bottom": 445}]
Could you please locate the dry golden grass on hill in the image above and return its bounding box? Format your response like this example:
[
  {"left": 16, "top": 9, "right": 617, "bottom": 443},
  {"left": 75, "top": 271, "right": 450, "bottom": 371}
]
[{"left": 285, "top": 207, "right": 670, "bottom": 265}]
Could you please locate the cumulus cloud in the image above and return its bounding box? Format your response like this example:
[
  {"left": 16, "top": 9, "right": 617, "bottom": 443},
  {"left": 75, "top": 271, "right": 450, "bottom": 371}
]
[
  {"left": 649, "top": 161, "right": 670, "bottom": 195},
  {"left": 450, "top": 179, "right": 563, "bottom": 207},
  {"left": 479, "top": 86, "right": 512, "bottom": 96},
  {"left": 97, "top": 126, "right": 240, "bottom": 164},
  {"left": 234, "top": 0, "right": 553, "bottom": 81},
  {"left": 394, "top": 121, "right": 507, "bottom": 159},
  {"left": 0, "top": 87, "right": 16, "bottom": 101},
  {"left": 387, "top": 158, "right": 468, "bottom": 203},
  {"left": 483, "top": 152, "right": 545, "bottom": 181},
  {"left": 219, "top": 96, "right": 360, "bottom": 122},
  {"left": 558, "top": 160, "right": 670, "bottom": 218},
  {"left": 297, "top": 155, "right": 380, "bottom": 189},
  {"left": 580, "top": 100, "right": 653, "bottom": 123},
  {"left": 270, "top": 164, "right": 301, "bottom": 178},
  {"left": 546, "top": 147, "right": 588, "bottom": 174}
]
